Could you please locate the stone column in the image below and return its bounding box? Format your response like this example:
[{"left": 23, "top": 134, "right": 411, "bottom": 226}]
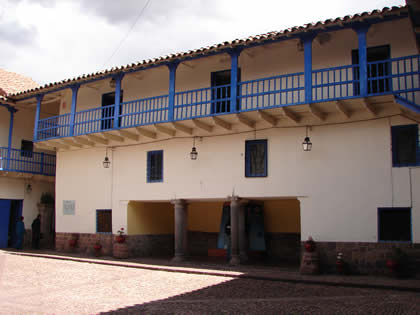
[
  {"left": 172, "top": 199, "right": 188, "bottom": 262},
  {"left": 238, "top": 202, "right": 248, "bottom": 263},
  {"left": 229, "top": 196, "right": 240, "bottom": 265}
]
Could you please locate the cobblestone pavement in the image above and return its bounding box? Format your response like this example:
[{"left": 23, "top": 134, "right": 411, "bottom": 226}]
[{"left": 0, "top": 251, "right": 419, "bottom": 315}]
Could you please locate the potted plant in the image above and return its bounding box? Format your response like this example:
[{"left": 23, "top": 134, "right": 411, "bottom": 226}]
[
  {"left": 93, "top": 242, "right": 102, "bottom": 257},
  {"left": 303, "top": 236, "right": 316, "bottom": 252},
  {"left": 115, "top": 227, "right": 126, "bottom": 243}
]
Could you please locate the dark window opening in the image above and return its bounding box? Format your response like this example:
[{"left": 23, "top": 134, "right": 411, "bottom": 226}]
[
  {"left": 96, "top": 209, "right": 112, "bottom": 233},
  {"left": 21, "top": 140, "right": 33, "bottom": 158},
  {"left": 245, "top": 140, "right": 267, "bottom": 177},
  {"left": 378, "top": 208, "right": 411, "bottom": 242},
  {"left": 352, "top": 45, "right": 391, "bottom": 95},
  {"left": 101, "top": 91, "right": 123, "bottom": 130},
  {"left": 211, "top": 69, "right": 240, "bottom": 114},
  {"left": 391, "top": 124, "right": 419, "bottom": 167},
  {"left": 147, "top": 150, "right": 163, "bottom": 182}
]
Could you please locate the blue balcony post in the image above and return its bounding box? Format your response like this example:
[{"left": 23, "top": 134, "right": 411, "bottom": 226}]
[
  {"left": 69, "top": 85, "right": 80, "bottom": 137},
  {"left": 354, "top": 24, "right": 370, "bottom": 97},
  {"left": 113, "top": 73, "right": 124, "bottom": 129},
  {"left": 302, "top": 34, "right": 315, "bottom": 104},
  {"left": 7, "top": 107, "right": 17, "bottom": 170},
  {"left": 34, "top": 95, "right": 43, "bottom": 142},
  {"left": 167, "top": 62, "right": 179, "bottom": 121},
  {"left": 228, "top": 48, "right": 242, "bottom": 113}
]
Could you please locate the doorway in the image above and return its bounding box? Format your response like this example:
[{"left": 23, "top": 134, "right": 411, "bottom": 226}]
[
  {"left": 0, "top": 199, "right": 23, "bottom": 248},
  {"left": 101, "top": 91, "right": 123, "bottom": 130}
]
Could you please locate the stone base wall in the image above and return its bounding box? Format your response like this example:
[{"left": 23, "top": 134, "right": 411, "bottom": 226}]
[
  {"left": 313, "top": 241, "right": 420, "bottom": 276},
  {"left": 55, "top": 232, "right": 173, "bottom": 257},
  {"left": 266, "top": 232, "right": 301, "bottom": 263}
]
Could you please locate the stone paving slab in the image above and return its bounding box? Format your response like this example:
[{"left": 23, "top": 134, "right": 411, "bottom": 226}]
[{"left": 5, "top": 249, "right": 420, "bottom": 292}]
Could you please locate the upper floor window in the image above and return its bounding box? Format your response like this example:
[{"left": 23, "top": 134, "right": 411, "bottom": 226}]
[
  {"left": 211, "top": 69, "right": 240, "bottom": 114},
  {"left": 21, "top": 140, "right": 33, "bottom": 158},
  {"left": 147, "top": 150, "right": 163, "bottom": 182},
  {"left": 391, "top": 124, "right": 419, "bottom": 167},
  {"left": 245, "top": 140, "right": 267, "bottom": 177},
  {"left": 352, "top": 45, "right": 391, "bottom": 95}
]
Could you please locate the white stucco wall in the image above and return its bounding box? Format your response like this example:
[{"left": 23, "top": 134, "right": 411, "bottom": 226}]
[{"left": 55, "top": 116, "right": 420, "bottom": 243}]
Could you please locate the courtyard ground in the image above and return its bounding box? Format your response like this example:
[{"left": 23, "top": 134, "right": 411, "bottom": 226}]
[{"left": 0, "top": 250, "right": 419, "bottom": 314}]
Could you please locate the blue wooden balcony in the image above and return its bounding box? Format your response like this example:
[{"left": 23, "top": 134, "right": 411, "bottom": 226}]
[
  {"left": 36, "top": 54, "right": 420, "bottom": 141},
  {"left": 0, "top": 147, "right": 56, "bottom": 176}
]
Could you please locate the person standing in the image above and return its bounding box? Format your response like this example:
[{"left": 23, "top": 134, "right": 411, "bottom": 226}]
[
  {"left": 15, "top": 216, "right": 25, "bottom": 250},
  {"left": 31, "top": 214, "right": 41, "bottom": 249}
]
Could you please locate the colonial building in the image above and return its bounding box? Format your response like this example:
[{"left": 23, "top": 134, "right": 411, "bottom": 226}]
[
  {"left": 0, "top": 69, "right": 56, "bottom": 249},
  {"left": 5, "top": 4, "right": 420, "bottom": 274}
]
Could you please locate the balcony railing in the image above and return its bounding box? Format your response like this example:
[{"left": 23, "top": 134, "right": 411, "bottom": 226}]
[
  {"left": 36, "top": 54, "right": 420, "bottom": 141},
  {"left": 0, "top": 147, "right": 56, "bottom": 176}
]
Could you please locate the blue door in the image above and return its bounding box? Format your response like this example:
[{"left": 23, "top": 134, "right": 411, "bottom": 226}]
[{"left": 0, "top": 199, "right": 12, "bottom": 248}]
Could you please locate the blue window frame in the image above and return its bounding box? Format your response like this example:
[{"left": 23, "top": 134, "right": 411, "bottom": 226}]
[
  {"left": 147, "top": 150, "right": 163, "bottom": 182},
  {"left": 96, "top": 209, "right": 112, "bottom": 234},
  {"left": 378, "top": 207, "right": 411, "bottom": 242},
  {"left": 245, "top": 140, "right": 267, "bottom": 177},
  {"left": 391, "top": 124, "right": 419, "bottom": 167}
]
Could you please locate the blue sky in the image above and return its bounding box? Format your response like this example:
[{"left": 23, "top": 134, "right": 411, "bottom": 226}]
[{"left": 0, "top": 0, "right": 405, "bottom": 85}]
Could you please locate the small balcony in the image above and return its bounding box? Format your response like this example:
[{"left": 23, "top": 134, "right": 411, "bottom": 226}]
[
  {"left": 36, "top": 54, "right": 420, "bottom": 142},
  {"left": 0, "top": 147, "right": 56, "bottom": 177}
]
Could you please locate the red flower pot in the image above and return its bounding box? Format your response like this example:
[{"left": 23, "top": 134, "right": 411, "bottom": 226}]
[
  {"left": 116, "top": 235, "right": 126, "bottom": 243},
  {"left": 304, "top": 241, "right": 315, "bottom": 252}
]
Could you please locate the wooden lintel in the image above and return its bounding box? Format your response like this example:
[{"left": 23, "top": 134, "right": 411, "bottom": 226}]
[
  {"left": 60, "top": 139, "right": 83, "bottom": 148},
  {"left": 258, "top": 110, "right": 277, "bottom": 126},
  {"left": 335, "top": 100, "right": 351, "bottom": 118},
  {"left": 49, "top": 141, "right": 70, "bottom": 150},
  {"left": 308, "top": 104, "right": 326, "bottom": 121},
  {"left": 74, "top": 137, "right": 95, "bottom": 146},
  {"left": 280, "top": 107, "right": 300, "bottom": 123},
  {"left": 136, "top": 127, "right": 157, "bottom": 139},
  {"left": 192, "top": 119, "right": 213, "bottom": 132},
  {"left": 87, "top": 135, "right": 109, "bottom": 145},
  {"left": 119, "top": 130, "right": 139, "bottom": 141},
  {"left": 212, "top": 116, "right": 232, "bottom": 130},
  {"left": 362, "top": 98, "right": 378, "bottom": 116},
  {"left": 172, "top": 122, "right": 193, "bottom": 135},
  {"left": 236, "top": 114, "right": 255, "bottom": 129},
  {"left": 103, "top": 133, "right": 125, "bottom": 142},
  {"left": 154, "top": 124, "right": 176, "bottom": 136}
]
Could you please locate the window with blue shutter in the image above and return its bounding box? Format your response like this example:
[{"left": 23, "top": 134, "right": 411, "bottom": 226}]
[
  {"left": 147, "top": 150, "right": 163, "bottom": 182},
  {"left": 245, "top": 140, "right": 267, "bottom": 177}
]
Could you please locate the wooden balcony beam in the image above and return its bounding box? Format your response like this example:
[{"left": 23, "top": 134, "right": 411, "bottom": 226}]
[
  {"left": 280, "top": 107, "right": 300, "bottom": 124},
  {"left": 34, "top": 142, "right": 56, "bottom": 151},
  {"left": 258, "top": 110, "right": 277, "bottom": 126},
  {"left": 362, "top": 98, "right": 378, "bottom": 116},
  {"left": 172, "top": 122, "right": 193, "bottom": 135},
  {"left": 60, "top": 139, "right": 83, "bottom": 148},
  {"left": 103, "top": 132, "right": 125, "bottom": 143},
  {"left": 335, "top": 100, "right": 351, "bottom": 118},
  {"left": 308, "top": 104, "right": 327, "bottom": 121},
  {"left": 212, "top": 116, "right": 232, "bottom": 130},
  {"left": 49, "top": 141, "right": 70, "bottom": 150},
  {"left": 87, "top": 135, "right": 109, "bottom": 145},
  {"left": 192, "top": 119, "right": 213, "bottom": 132},
  {"left": 119, "top": 130, "right": 139, "bottom": 141},
  {"left": 74, "top": 137, "right": 95, "bottom": 146},
  {"left": 236, "top": 114, "right": 255, "bottom": 129},
  {"left": 136, "top": 127, "right": 157, "bottom": 139},
  {"left": 154, "top": 124, "right": 176, "bottom": 136}
]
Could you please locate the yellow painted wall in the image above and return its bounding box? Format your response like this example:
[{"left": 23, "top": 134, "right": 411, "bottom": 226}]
[
  {"left": 127, "top": 201, "right": 174, "bottom": 235},
  {"left": 263, "top": 199, "right": 300, "bottom": 233},
  {"left": 188, "top": 202, "right": 224, "bottom": 233}
]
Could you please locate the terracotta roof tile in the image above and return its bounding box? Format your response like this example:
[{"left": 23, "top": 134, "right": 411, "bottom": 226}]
[{"left": 0, "top": 68, "right": 39, "bottom": 97}]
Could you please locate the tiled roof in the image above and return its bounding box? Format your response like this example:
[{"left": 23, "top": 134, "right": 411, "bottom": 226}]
[
  {"left": 0, "top": 68, "right": 39, "bottom": 97},
  {"left": 9, "top": 5, "right": 407, "bottom": 99}
]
